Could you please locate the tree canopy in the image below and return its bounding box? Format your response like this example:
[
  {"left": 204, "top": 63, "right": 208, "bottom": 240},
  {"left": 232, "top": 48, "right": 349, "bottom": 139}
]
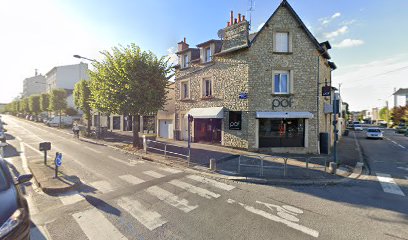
[
  {"left": 74, "top": 79, "right": 92, "bottom": 131},
  {"left": 49, "top": 89, "right": 67, "bottom": 113},
  {"left": 40, "top": 93, "right": 50, "bottom": 112},
  {"left": 29, "top": 95, "right": 41, "bottom": 115}
]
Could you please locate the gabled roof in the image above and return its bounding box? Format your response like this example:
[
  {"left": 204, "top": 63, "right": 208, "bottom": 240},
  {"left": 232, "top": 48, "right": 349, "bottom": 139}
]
[
  {"left": 250, "top": 0, "right": 330, "bottom": 59},
  {"left": 393, "top": 88, "right": 408, "bottom": 96}
]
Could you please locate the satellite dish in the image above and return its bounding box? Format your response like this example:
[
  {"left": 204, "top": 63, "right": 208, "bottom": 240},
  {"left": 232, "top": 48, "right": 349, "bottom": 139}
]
[{"left": 217, "top": 29, "right": 225, "bottom": 39}]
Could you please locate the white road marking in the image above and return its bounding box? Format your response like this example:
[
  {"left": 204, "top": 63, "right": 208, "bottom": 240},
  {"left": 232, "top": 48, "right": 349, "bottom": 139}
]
[
  {"left": 84, "top": 146, "right": 102, "bottom": 154},
  {"left": 108, "top": 155, "right": 137, "bottom": 166},
  {"left": 119, "top": 175, "right": 145, "bottom": 185},
  {"left": 90, "top": 180, "right": 115, "bottom": 193},
  {"left": 117, "top": 196, "right": 167, "bottom": 231},
  {"left": 73, "top": 208, "right": 128, "bottom": 240},
  {"left": 187, "top": 175, "right": 235, "bottom": 191},
  {"left": 19, "top": 142, "right": 41, "bottom": 193},
  {"left": 159, "top": 167, "right": 183, "bottom": 174},
  {"left": 58, "top": 191, "right": 85, "bottom": 205},
  {"left": 146, "top": 186, "right": 198, "bottom": 213},
  {"left": 227, "top": 199, "right": 319, "bottom": 238},
  {"left": 397, "top": 167, "right": 408, "bottom": 171},
  {"left": 169, "top": 179, "right": 220, "bottom": 199},
  {"left": 376, "top": 173, "right": 405, "bottom": 196},
  {"left": 143, "top": 170, "right": 165, "bottom": 178}
]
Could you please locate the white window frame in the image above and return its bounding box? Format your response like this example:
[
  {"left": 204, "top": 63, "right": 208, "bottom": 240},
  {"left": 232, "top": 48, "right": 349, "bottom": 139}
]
[
  {"left": 202, "top": 78, "right": 213, "bottom": 97},
  {"left": 205, "top": 47, "right": 212, "bottom": 62},
  {"left": 180, "top": 80, "right": 190, "bottom": 99},
  {"left": 273, "top": 71, "right": 290, "bottom": 94},
  {"left": 183, "top": 54, "right": 189, "bottom": 68},
  {"left": 275, "top": 32, "right": 289, "bottom": 53}
]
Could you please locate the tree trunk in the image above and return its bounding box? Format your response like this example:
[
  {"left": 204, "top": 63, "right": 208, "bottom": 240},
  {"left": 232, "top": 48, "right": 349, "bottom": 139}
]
[
  {"left": 132, "top": 115, "right": 141, "bottom": 148},
  {"left": 59, "top": 110, "right": 62, "bottom": 128},
  {"left": 87, "top": 110, "right": 91, "bottom": 133}
]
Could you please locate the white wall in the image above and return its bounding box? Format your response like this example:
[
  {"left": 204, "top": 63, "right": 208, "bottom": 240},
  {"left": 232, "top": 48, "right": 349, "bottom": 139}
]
[
  {"left": 46, "top": 62, "right": 88, "bottom": 92},
  {"left": 23, "top": 75, "right": 46, "bottom": 97}
]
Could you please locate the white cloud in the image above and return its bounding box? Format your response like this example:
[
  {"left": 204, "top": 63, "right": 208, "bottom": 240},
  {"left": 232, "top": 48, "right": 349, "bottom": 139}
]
[
  {"left": 340, "top": 19, "right": 356, "bottom": 26},
  {"left": 324, "top": 26, "right": 348, "bottom": 39},
  {"left": 319, "top": 12, "right": 341, "bottom": 26},
  {"left": 257, "top": 22, "right": 265, "bottom": 31},
  {"left": 332, "top": 12, "right": 341, "bottom": 19},
  {"left": 333, "top": 39, "right": 364, "bottom": 48}
]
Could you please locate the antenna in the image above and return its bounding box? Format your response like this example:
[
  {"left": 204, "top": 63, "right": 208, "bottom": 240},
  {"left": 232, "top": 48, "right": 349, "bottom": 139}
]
[{"left": 247, "top": 0, "right": 255, "bottom": 30}]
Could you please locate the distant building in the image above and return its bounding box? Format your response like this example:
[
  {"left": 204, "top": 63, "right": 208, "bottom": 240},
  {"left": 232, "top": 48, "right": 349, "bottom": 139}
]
[
  {"left": 22, "top": 70, "right": 46, "bottom": 97},
  {"left": 45, "top": 62, "right": 88, "bottom": 93},
  {"left": 393, "top": 88, "right": 408, "bottom": 107}
]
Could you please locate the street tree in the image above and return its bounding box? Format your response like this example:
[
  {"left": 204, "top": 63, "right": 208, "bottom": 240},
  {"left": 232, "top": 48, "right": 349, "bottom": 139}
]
[
  {"left": 379, "top": 107, "right": 390, "bottom": 122},
  {"left": 40, "top": 93, "right": 50, "bottom": 112},
  {"left": 391, "top": 106, "right": 408, "bottom": 125},
  {"left": 29, "top": 95, "right": 41, "bottom": 115},
  {"left": 49, "top": 89, "right": 67, "bottom": 128},
  {"left": 20, "top": 98, "right": 30, "bottom": 114},
  {"left": 74, "top": 79, "right": 92, "bottom": 132},
  {"left": 89, "top": 43, "right": 172, "bottom": 147}
]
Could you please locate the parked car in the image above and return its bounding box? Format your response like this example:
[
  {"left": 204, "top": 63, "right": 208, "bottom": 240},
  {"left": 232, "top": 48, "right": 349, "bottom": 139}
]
[
  {"left": 47, "top": 116, "right": 73, "bottom": 127},
  {"left": 0, "top": 158, "right": 32, "bottom": 240},
  {"left": 395, "top": 124, "right": 407, "bottom": 134},
  {"left": 366, "top": 127, "right": 384, "bottom": 139},
  {"left": 354, "top": 124, "right": 363, "bottom": 131}
]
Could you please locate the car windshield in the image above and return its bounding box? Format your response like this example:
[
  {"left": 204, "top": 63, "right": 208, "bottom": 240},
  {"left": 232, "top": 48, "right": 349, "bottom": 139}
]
[
  {"left": 0, "top": 166, "right": 9, "bottom": 192},
  {"left": 367, "top": 129, "right": 381, "bottom": 132}
]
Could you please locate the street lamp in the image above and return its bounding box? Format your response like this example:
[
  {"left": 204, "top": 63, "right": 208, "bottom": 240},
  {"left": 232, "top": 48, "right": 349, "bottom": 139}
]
[{"left": 73, "top": 54, "right": 96, "bottom": 62}]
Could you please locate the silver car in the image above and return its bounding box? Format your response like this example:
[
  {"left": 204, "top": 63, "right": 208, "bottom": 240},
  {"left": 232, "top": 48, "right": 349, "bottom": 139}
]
[{"left": 366, "top": 127, "right": 383, "bottom": 139}]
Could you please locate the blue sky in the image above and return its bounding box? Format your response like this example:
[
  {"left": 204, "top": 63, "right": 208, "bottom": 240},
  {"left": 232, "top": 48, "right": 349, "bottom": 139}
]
[{"left": 1, "top": 0, "right": 407, "bottom": 110}]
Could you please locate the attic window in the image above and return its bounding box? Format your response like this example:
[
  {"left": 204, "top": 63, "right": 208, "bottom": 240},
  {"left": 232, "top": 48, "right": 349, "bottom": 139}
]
[
  {"left": 205, "top": 47, "right": 212, "bottom": 62},
  {"left": 275, "top": 32, "right": 289, "bottom": 52}
]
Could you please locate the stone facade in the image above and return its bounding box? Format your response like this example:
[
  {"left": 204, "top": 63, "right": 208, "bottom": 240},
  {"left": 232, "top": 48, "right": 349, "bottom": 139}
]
[{"left": 175, "top": 0, "right": 335, "bottom": 154}]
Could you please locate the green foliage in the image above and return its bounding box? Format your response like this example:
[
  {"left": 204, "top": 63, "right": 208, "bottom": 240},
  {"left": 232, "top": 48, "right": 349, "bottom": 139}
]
[
  {"left": 40, "top": 93, "right": 50, "bottom": 112},
  {"left": 391, "top": 106, "right": 408, "bottom": 125},
  {"left": 20, "top": 98, "right": 30, "bottom": 113},
  {"left": 73, "top": 80, "right": 92, "bottom": 120},
  {"left": 49, "top": 89, "right": 67, "bottom": 113},
  {"left": 29, "top": 95, "right": 41, "bottom": 114},
  {"left": 379, "top": 107, "right": 389, "bottom": 121}
]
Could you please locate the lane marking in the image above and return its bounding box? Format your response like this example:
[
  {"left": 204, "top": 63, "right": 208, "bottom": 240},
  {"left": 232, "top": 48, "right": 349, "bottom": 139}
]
[
  {"left": 84, "top": 146, "right": 102, "bottom": 154},
  {"left": 169, "top": 179, "right": 220, "bottom": 199},
  {"left": 159, "top": 167, "right": 182, "bottom": 174},
  {"left": 58, "top": 191, "right": 85, "bottom": 205},
  {"left": 226, "top": 199, "right": 319, "bottom": 238},
  {"left": 146, "top": 185, "right": 198, "bottom": 213},
  {"left": 376, "top": 173, "right": 405, "bottom": 196},
  {"left": 186, "top": 175, "right": 235, "bottom": 191},
  {"left": 117, "top": 196, "right": 167, "bottom": 231},
  {"left": 73, "top": 208, "right": 128, "bottom": 240},
  {"left": 119, "top": 175, "right": 145, "bottom": 185},
  {"left": 143, "top": 170, "right": 165, "bottom": 178},
  {"left": 90, "top": 180, "right": 115, "bottom": 193}
]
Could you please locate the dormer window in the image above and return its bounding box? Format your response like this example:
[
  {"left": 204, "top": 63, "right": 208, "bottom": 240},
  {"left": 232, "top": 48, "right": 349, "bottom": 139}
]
[
  {"left": 205, "top": 47, "right": 212, "bottom": 62},
  {"left": 183, "top": 54, "right": 189, "bottom": 68}
]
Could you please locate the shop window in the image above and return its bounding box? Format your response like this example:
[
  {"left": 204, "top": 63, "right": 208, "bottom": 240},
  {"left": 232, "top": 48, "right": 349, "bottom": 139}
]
[{"left": 259, "top": 118, "right": 304, "bottom": 148}]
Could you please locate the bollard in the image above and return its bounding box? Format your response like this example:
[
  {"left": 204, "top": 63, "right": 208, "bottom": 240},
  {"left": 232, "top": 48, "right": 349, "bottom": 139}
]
[
  {"left": 143, "top": 135, "right": 147, "bottom": 154},
  {"left": 209, "top": 158, "right": 216, "bottom": 171},
  {"left": 328, "top": 162, "right": 337, "bottom": 174}
]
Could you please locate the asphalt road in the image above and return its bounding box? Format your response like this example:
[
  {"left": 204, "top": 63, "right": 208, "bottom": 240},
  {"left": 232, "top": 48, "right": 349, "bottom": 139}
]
[{"left": 1, "top": 115, "right": 407, "bottom": 240}]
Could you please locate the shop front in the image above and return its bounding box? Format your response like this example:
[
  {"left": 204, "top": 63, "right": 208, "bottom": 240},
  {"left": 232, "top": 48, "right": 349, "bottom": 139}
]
[
  {"left": 185, "top": 107, "right": 223, "bottom": 144},
  {"left": 256, "top": 112, "right": 313, "bottom": 149}
]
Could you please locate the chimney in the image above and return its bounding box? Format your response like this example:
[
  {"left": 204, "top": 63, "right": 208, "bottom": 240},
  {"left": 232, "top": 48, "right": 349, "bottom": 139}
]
[
  {"left": 222, "top": 11, "right": 250, "bottom": 52},
  {"left": 242, "top": 15, "right": 246, "bottom": 21},
  {"left": 227, "top": 21, "right": 230, "bottom": 27},
  {"left": 230, "top": 11, "right": 233, "bottom": 25},
  {"left": 238, "top": 13, "right": 241, "bottom": 23},
  {"left": 178, "top": 37, "right": 189, "bottom": 52},
  {"left": 35, "top": 69, "right": 38, "bottom": 76},
  {"left": 234, "top": 18, "right": 237, "bottom": 24}
]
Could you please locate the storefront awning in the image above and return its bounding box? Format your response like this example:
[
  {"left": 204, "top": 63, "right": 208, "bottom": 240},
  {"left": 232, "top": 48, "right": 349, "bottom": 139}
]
[
  {"left": 256, "top": 112, "right": 314, "bottom": 119},
  {"left": 185, "top": 107, "right": 224, "bottom": 119}
]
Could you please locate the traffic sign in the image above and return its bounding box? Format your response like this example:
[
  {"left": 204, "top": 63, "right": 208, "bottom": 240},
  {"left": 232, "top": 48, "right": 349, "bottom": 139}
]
[{"left": 55, "top": 153, "right": 62, "bottom": 167}]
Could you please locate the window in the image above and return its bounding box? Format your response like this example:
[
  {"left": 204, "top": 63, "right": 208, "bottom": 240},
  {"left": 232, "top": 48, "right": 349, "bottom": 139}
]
[
  {"left": 274, "top": 71, "right": 289, "bottom": 94},
  {"left": 203, "top": 79, "right": 212, "bottom": 97},
  {"left": 259, "top": 118, "right": 305, "bottom": 148},
  {"left": 275, "top": 32, "right": 289, "bottom": 52},
  {"left": 181, "top": 81, "right": 189, "bottom": 99},
  {"left": 183, "top": 54, "right": 189, "bottom": 68},
  {"left": 205, "top": 47, "right": 212, "bottom": 62}
]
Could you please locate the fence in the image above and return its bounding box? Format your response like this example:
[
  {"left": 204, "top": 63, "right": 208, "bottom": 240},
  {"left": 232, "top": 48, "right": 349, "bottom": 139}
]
[
  {"left": 238, "top": 154, "right": 328, "bottom": 177},
  {"left": 143, "top": 137, "right": 190, "bottom": 166}
]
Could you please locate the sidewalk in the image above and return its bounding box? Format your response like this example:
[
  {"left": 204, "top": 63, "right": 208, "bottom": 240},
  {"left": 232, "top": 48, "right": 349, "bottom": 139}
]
[{"left": 83, "top": 129, "right": 363, "bottom": 185}]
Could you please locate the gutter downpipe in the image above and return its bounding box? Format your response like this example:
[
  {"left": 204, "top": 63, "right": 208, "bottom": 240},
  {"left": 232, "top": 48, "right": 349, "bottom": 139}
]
[{"left": 316, "top": 54, "right": 320, "bottom": 154}]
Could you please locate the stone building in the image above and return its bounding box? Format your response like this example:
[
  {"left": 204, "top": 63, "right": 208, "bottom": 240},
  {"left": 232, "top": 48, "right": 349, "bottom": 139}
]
[{"left": 174, "top": 0, "right": 337, "bottom": 154}]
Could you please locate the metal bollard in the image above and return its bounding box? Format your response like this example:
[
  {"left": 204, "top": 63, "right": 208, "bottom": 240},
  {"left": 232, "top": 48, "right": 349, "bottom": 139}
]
[
  {"left": 284, "top": 158, "right": 288, "bottom": 177},
  {"left": 238, "top": 155, "right": 241, "bottom": 173},
  {"left": 143, "top": 135, "right": 147, "bottom": 154},
  {"left": 209, "top": 158, "right": 216, "bottom": 171},
  {"left": 164, "top": 144, "right": 167, "bottom": 159},
  {"left": 260, "top": 158, "right": 264, "bottom": 177}
]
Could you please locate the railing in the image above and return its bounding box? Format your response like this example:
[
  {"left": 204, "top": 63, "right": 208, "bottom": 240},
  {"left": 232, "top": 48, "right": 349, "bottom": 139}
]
[
  {"left": 238, "top": 154, "right": 328, "bottom": 177},
  {"left": 143, "top": 137, "right": 190, "bottom": 166}
]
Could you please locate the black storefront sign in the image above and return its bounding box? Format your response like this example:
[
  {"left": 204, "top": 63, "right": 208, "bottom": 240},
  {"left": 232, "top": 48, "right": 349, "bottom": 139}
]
[
  {"left": 229, "top": 111, "right": 242, "bottom": 130},
  {"left": 272, "top": 98, "right": 293, "bottom": 109},
  {"left": 322, "top": 86, "right": 331, "bottom": 96}
]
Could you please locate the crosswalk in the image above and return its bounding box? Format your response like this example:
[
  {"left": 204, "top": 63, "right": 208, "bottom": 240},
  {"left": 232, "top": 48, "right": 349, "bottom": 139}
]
[
  {"left": 372, "top": 172, "right": 408, "bottom": 197},
  {"left": 33, "top": 167, "right": 238, "bottom": 239}
]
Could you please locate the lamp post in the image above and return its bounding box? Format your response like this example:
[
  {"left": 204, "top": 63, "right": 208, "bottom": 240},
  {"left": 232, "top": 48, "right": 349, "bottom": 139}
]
[{"left": 73, "top": 54, "right": 101, "bottom": 137}]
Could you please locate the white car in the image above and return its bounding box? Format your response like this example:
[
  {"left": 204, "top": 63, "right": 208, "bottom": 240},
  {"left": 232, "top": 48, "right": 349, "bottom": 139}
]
[
  {"left": 366, "top": 127, "right": 383, "bottom": 139},
  {"left": 354, "top": 124, "right": 363, "bottom": 131}
]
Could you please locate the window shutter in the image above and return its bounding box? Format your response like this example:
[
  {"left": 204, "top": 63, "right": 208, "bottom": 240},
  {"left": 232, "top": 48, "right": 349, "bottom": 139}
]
[{"left": 289, "top": 70, "right": 294, "bottom": 94}]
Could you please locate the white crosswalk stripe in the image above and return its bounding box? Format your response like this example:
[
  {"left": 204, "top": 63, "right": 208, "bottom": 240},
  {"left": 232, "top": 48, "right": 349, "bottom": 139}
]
[
  {"left": 119, "top": 174, "right": 145, "bottom": 185},
  {"left": 59, "top": 191, "right": 85, "bottom": 205},
  {"left": 187, "top": 175, "right": 235, "bottom": 191},
  {"left": 376, "top": 173, "right": 405, "bottom": 196},
  {"left": 143, "top": 170, "right": 165, "bottom": 178},
  {"left": 169, "top": 179, "right": 220, "bottom": 199},
  {"left": 73, "top": 208, "right": 128, "bottom": 240},
  {"left": 146, "top": 186, "right": 198, "bottom": 213},
  {"left": 159, "top": 167, "right": 183, "bottom": 174},
  {"left": 90, "top": 180, "right": 115, "bottom": 193},
  {"left": 117, "top": 196, "right": 167, "bottom": 231}
]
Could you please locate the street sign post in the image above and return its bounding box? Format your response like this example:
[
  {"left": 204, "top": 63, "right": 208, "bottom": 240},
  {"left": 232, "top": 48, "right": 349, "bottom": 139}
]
[
  {"left": 39, "top": 142, "right": 51, "bottom": 165},
  {"left": 54, "top": 152, "right": 62, "bottom": 178}
]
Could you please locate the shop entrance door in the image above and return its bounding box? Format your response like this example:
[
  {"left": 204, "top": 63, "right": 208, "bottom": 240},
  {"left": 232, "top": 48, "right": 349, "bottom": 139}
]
[{"left": 194, "top": 119, "right": 222, "bottom": 143}]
